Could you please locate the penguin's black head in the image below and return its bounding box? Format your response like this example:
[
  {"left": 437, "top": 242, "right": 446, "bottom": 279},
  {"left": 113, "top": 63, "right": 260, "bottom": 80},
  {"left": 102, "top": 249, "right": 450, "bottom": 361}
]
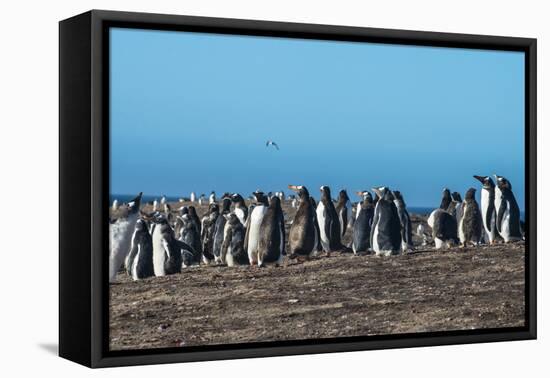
[
  {"left": 392, "top": 190, "right": 403, "bottom": 201},
  {"left": 135, "top": 218, "right": 148, "bottom": 232},
  {"left": 465, "top": 188, "right": 476, "bottom": 200},
  {"left": 363, "top": 192, "right": 373, "bottom": 204},
  {"left": 231, "top": 193, "right": 244, "bottom": 203},
  {"left": 451, "top": 191, "right": 462, "bottom": 202},
  {"left": 221, "top": 197, "right": 232, "bottom": 213},
  {"left": 208, "top": 203, "right": 220, "bottom": 214},
  {"left": 221, "top": 192, "right": 231, "bottom": 199},
  {"left": 188, "top": 206, "right": 198, "bottom": 216},
  {"left": 320, "top": 185, "right": 332, "bottom": 200},
  {"left": 372, "top": 186, "right": 389, "bottom": 200},
  {"left": 474, "top": 175, "right": 495, "bottom": 189},
  {"left": 269, "top": 195, "right": 281, "bottom": 209},
  {"left": 338, "top": 189, "right": 350, "bottom": 202},
  {"left": 252, "top": 190, "right": 268, "bottom": 204},
  {"left": 225, "top": 213, "right": 239, "bottom": 225},
  {"left": 494, "top": 175, "right": 512, "bottom": 190},
  {"left": 288, "top": 185, "right": 310, "bottom": 200},
  {"left": 127, "top": 192, "right": 143, "bottom": 215},
  {"left": 442, "top": 188, "right": 451, "bottom": 197}
]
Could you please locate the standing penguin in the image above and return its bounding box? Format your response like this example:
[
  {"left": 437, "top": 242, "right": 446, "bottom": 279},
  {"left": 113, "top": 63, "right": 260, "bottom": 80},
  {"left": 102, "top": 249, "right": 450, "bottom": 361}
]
[
  {"left": 230, "top": 193, "right": 248, "bottom": 225},
  {"left": 473, "top": 175, "right": 499, "bottom": 244},
  {"left": 187, "top": 206, "right": 201, "bottom": 235},
  {"left": 109, "top": 192, "right": 142, "bottom": 282},
  {"left": 458, "top": 188, "right": 483, "bottom": 246},
  {"left": 439, "top": 188, "right": 452, "bottom": 210},
  {"left": 198, "top": 194, "right": 206, "bottom": 206},
  {"left": 150, "top": 216, "right": 186, "bottom": 276},
  {"left": 316, "top": 185, "right": 343, "bottom": 253},
  {"left": 257, "top": 196, "right": 285, "bottom": 267},
  {"left": 209, "top": 191, "right": 216, "bottom": 204},
  {"left": 221, "top": 214, "right": 249, "bottom": 266},
  {"left": 125, "top": 218, "right": 154, "bottom": 280},
  {"left": 190, "top": 192, "right": 196, "bottom": 203},
  {"left": 309, "top": 197, "right": 323, "bottom": 253},
  {"left": 288, "top": 185, "right": 317, "bottom": 261},
  {"left": 335, "top": 189, "right": 352, "bottom": 238},
  {"left": 494, "top": 175, "right": 522, "bottom": 242},
  {"left": 212, "top": 197, "right": 232, "bottom": 264},
  {"left": 244, "top": 191, "right": 269, "bottom": 265},
  {"left": 392, "top": 190, "right": 414, "bottom": 252},
  {"left": 370, "top": 187, "right": 402, "bottom": 256},
  {"left": 352, "top": 191, "right": 375, "bottom": 254},
  {"left": 200, "top": 203, "right": 219, "bottom": 264},
  {"left": 178, "top": 214, "right": 202, "bottom": 264},
  {"left": 112, "top": 199, "right": 119, "bottom": 211}
]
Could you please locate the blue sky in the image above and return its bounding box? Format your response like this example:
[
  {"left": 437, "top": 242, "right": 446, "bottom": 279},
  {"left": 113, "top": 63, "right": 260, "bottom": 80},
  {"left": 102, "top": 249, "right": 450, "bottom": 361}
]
[{"left": 110, "top": 28, "right": 525, "bottom": 209}]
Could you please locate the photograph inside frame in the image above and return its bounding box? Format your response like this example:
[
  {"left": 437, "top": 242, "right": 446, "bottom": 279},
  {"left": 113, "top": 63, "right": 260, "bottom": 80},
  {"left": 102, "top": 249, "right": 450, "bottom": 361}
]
[{"left": 107, "top": 27, "right": 526, "bottom": 351}]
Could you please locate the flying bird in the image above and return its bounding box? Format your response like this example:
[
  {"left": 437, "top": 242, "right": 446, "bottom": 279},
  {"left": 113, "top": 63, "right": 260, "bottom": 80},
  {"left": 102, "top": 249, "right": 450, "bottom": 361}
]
[{"left": 266, "top": 140, "right": 279, "bottom": 150}]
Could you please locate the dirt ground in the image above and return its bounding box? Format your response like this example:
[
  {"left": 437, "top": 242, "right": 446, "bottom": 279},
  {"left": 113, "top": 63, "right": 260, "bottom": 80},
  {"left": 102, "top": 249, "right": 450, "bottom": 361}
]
[{"left": 109, "top": 201, "right": 525, "bottom": 351}]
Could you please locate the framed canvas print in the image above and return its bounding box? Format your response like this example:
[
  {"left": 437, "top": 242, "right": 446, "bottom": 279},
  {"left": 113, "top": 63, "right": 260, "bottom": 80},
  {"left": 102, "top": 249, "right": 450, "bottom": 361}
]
[{"left": 59, "top": 10, "right": 537, "bottom": 368}]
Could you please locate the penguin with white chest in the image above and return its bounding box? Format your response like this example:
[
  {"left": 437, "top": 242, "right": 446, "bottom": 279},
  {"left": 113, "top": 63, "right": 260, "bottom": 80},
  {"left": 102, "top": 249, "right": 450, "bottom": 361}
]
[
  {"left": 177, "top": 214, "right": 202, "bottom": 265},
  {"left": 125, "top": 218, "right": 154, "bottom": 280},
  {"left": 352, "top": 191, "right": 375, "bottom": 254},
  {"left": 392, "top": 190, "right": 414, "bottom": 252},
  {"left": 221, "top": 214, "right": 249, "bottom": 266},
  {"left": 494, "top": 175, "right": 522, "bottom": 242},
  {"left": 309, "top": 197, "right": 323, "bottom": 253},
  {"left": 335, "top": 189, "right": 352, "bottom": 238},
  {"left": 150, "top": 216, "right": 184, "bottom": 275},
  {"left": 370, "top": 187, "right": 402, "bottom": 256},
  {"left": 200, "top": 203, "right": 219, "bottom": 264},
  {"left": 473, "top": 175, "right": 499, "bottom": 244},
  {"left": 458, "top": 188, "right": 483, "bottom": 246},
  {"left": 316, "top": 185, "right": 343, "bottom": 253},
  {"left": 244, "top": 191, "right": 269, "bottom": 265},
  {"left": 288, "top": 185, "right": 317, "bottom": 261},
  {"left": 428, "top": 189, "right": 459, "bottom": 249},
  {"left": 109, "top": 192, "right": 142, "bottom": 282},
  {"left": 212, "top": 197, "right": 232, "bottom": 264},
  {"left": 257, "top": 196, "right": 286, "bottom": 267},
  {"left": 230, "top": 193, "right": 248, "bottom": 225}
]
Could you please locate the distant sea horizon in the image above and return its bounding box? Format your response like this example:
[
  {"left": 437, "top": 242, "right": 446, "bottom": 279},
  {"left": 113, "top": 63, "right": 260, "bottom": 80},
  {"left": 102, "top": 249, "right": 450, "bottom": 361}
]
[{"left": 110, "top": 193, "right": 525, "bottom": 220}]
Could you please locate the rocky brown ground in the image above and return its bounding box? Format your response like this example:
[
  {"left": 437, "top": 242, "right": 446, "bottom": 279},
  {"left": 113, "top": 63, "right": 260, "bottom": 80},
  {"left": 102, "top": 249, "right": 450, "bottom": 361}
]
[{"left": 109, "top": 201, "right": 525, "bottom": 351}]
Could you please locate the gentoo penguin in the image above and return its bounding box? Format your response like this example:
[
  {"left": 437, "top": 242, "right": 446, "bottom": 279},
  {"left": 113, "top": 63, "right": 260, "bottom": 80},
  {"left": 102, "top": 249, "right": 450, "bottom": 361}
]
[
  {"left": 200, "top": 203, "right": 219, "bottom": 264},
  {"left": 163, "top": 202, "right": 172, "bottom": 222},
  {"left": 112, "top": 199, "right": 119, "bottom": 211},
  {"left": 392, "top": 191, "right": 414, "bottom": 252},
  {"left": 221, "top": 214, "right": 249, "bottom": 266},
  {"left": 257, "top": 196, "right": 285, "bottom": 267},
  {"left": 370, "top": 187, "right": 402, "bottom": 256},
  {"left": 190, "top": 192, "right": 196, "bottom": 203},
  {"left": 355, "top": 191, "right": 369, "bottom": 219},
  {"left": 352, "top": 191, "right": 375, "bottom": 254},
  {"left": 230, "top": 193, "right": 248, "bottom": 225},
  {"left": 427, "top": 189, "right": 459, "bottom": 250},
  {"left": 244, "top": 191, "right": 269, "bottom": 265},
  {"left": 209, "top": 191, "right": 216, "bottom": 204},
  {"left": 439, "top": 188, "right": 452, "bottom": 210},
  {"left": 160, "top": 195, "right": 167, "bottom": 205},
  {"left": 416, "top": 223, "right": 429, "bottom": 246},
  {"left": 212, "top": 197, "right": 232, "bottom": 264},
  {"left": 198, "top": 194, "right": 206, "bottom": 206},
  {"left": 152, "top": 199, "right": 159, "bottom": 212},
  {"left": 335, "top": 189, "right": 352, "bottom": 238},
  {"left": 316, "top": 185, "right": 343, "bottom": 253},
  {"left": 151, "top": 216, "right": 186, "bottom": 275},
  {"left": 291, "top": 197, "right": 298, "bottom": 209},
  {"left": 109, "top": 192, "right": 142, "bottom": 282},
  {"left": 473, "top": 175, "right": 499, "bottom": 244},
  {"left": 125, "top": 218, "right": 154, "bottom": 280},
  {"left": 288, "top": 185, "right": 317, "bottom": 260},
  {"left": 277, "top": 191, "right": 285, "bottom": 201},
  {"left": 494, "top": 175, "right": 522, "bottom": 242},
  {"left": 177, "top": 214, "right": 202, "bottom": 264},
  {"left": 188, "top": 206, "right": 201, "bottom": 235},
  {"left": 458, "top": 188, "right": 483, "bottom": 246},
  {"left": 449, "top": 191, "right": 464, "bottom": 225}
]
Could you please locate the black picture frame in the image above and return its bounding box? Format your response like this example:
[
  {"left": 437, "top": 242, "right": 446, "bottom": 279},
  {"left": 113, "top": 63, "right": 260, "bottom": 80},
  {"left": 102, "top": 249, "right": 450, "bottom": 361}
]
[{"left": 59, "top": 9, "right": 537, "bottom": 368}]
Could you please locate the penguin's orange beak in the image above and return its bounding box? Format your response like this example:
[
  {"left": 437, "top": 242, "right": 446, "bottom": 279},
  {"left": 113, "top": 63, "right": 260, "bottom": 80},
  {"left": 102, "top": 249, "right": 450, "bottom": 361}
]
[{"left": 288, "top": 185, "right": 299, "bottom": 191}]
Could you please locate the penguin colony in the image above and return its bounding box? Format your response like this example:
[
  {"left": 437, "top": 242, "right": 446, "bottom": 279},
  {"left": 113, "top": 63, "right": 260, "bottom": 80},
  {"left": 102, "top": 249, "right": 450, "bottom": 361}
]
[{"left": 109, "top": 175, "right": 524, "bottom": 282}]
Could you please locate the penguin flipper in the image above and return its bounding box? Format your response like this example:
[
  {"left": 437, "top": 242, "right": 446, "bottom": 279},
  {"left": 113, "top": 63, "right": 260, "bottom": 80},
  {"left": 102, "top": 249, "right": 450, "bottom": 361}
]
[
  {"left": 496, "top": 197, "right": 507, "bottom": 234},
  {"left": 221, "top": 226, "right": 232, "bottom": 264}
]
